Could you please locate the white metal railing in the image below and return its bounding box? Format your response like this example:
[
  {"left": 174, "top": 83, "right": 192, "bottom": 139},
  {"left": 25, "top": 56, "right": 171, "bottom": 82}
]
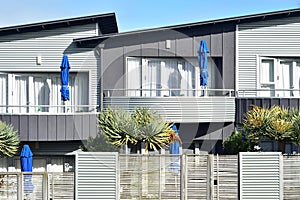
[
  {"left": 237, "top": 89, "right": 300, "bottom": 98},
  {"left": 0, "top": 105, "right": 99, "bottom": 114},
  {"left": 104, "top": 88, "right": 235, "bottom": 97}
]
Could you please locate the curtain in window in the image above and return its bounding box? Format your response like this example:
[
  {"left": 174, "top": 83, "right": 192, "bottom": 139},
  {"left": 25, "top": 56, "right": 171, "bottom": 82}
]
[
  {"left": 142, "top": 59, "right": 161, "bottom": 97},
  {"left": 164, "top": 59, "right": 180, "bottom": 96},
  {"left": 293, "top": 62, "right": 300, "bottom": 97},
  {"left": 0, "top": 74, "right": 7, "bottom": 113},
  {"left": 127, "top": 57, "right": 196, "bottom": 97},
  {"left": 178, "top": 62, "right": 194, "bottom": 96},
  {"left": 15, "top": 76, "right": 28, "bottom": 113},
  {"left": 70, "top": 74, "right": 88, "bottom": 112},
  {"left": 127, "top": 58, "right": 141, "bottom": 96},
  {"left": 278, "top": 61, "right": 292, "bottom": 97}
]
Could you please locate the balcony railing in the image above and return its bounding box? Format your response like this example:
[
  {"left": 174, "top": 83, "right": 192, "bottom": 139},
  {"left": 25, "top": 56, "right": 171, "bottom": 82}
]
[
  {"left": 237, "top": 89, "right": 300, "bottom": 98},
  {"left": 104, "top": 88, "right": 235, "bottom": 97},
  {"left": 0, "top": 105, "right": 99, "bottom": 114},
  {"left": 103, "top": 88, "right": 236, "bottom": 123}
]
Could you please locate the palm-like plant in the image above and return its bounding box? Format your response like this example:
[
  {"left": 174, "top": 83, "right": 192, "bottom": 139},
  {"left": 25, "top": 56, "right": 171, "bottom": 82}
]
[
  {"left": 0, "top": 121, "right": 20, "bottom": 157},
  {"left": 243, "top": 105, "right": 294, "bottom": 152},
  {"left": 98, "top": 107, "right": 175, "bottom": 152}
]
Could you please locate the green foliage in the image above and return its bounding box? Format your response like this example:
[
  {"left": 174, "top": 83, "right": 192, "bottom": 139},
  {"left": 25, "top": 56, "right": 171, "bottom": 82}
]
[
  {"left": 0, "top": 121, "right": 20, "bottom": 157},
  {"left": 80, "top": 133, "right": 120, "bottom": 152},
  {"left": 223, "top": 131, "right": 258, "bottom": 154},
  {"left": 98, "top": 106, "right": 175, "bottom": 152},
  {"left": 242, "top": 105, "right": 300, "bottom": 152}
]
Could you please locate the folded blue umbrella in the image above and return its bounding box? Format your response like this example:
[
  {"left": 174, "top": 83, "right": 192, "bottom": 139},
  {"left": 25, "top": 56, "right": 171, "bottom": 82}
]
[
  {"left": 60, "top": 55, "right": 70, "bottom": 101},
  {"left": 198, "top": 40, "right": 209, "bottom": 86}
]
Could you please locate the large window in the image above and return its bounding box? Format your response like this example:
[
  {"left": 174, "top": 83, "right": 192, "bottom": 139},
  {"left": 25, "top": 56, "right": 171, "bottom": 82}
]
[
  {"left": 0, "top": 72, "right": 88, "bottom": 113},
  {"left": 259, "top": 57, "right": 300, "bottom": 97},
  {"left": 127, "top": 57, "right": 196, "bottom": 97}
]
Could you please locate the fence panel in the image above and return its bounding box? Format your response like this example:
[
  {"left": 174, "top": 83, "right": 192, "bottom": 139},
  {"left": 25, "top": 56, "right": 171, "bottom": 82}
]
[
  {"left": 49, "top": 172, "right": 75, "bottom": 200},
  {"left": 283, "top": 155, "right": 300, "bottom": 200},
  {"left": 214, "top": 155, "right": 238, "bottom": 200}
]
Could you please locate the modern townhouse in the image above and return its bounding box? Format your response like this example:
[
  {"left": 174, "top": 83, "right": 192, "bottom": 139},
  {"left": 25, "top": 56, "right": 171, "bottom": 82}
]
[
  {"left": 0, "top": 13, "right": 118, "bottom": 171},
  {"left": 1, "top": 8, "right": 300, "bottom": 173}
]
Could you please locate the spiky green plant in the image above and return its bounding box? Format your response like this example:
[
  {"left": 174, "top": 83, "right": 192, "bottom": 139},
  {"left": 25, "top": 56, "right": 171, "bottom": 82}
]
[
  {"left": 243, "top": 105, "right": 294, "bottom": 152},
  {"left": 98, "top": 107, "right": 175, "bottom": 152},
  {"left": 0, "top": 121, "right": 19, "bottom": 157},
  {"left": 98, "top": 107, "right": 138, "bottom": 147}
]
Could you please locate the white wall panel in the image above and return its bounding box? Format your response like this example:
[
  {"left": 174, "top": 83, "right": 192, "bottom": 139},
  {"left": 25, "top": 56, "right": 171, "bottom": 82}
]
[{"left": 237, "top": 17, "right": 300, "bottom": 96}]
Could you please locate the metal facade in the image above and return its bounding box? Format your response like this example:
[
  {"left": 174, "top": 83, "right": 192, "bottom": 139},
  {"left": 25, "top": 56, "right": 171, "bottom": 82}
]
[
  {"left": 0, "top": 24, "right": 99, "bottom": 106},
  {"left": 237, "top": 16, "right": 300, "bottom": 96},
  {"left": 104, "top": 96, "right": 235, "bottom": 123},
  {"left": 239, "top": 152, "right": 283, "bottom": 200},
  {"left": 75, "top": 151, "right": 119, "bottom": 200}
]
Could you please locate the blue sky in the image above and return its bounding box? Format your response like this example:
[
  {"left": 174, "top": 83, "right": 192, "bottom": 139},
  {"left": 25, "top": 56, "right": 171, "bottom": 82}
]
[{"left": 1, "top": 0, "right": 299, "bottom": 32}]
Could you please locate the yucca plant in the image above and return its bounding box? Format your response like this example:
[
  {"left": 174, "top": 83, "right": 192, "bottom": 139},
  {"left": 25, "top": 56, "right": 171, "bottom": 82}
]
[
  {"left": 98, "top": 106, "right": 176, "bottom": 152},
  {"left": 243, "top": 105, "right": 294, "bottom": 152},
  {"left": 0, "top": 121, "right": 20, "bottom": 157},
  {"left": 98, "top": 106, "right": 138, "bottom": 147}
]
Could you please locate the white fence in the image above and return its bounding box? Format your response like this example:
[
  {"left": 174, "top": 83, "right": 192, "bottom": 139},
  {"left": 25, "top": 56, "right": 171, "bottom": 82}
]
[{"left": 0, "top": 172, "right": 74, "bottom": 200}]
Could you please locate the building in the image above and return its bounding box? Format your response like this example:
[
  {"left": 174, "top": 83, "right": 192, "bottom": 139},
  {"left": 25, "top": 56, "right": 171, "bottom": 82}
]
[
  {"left": 75, "top": 8, "right": 300, "bottom": 153},
  {"left": 1, "top": 8, "right": 300, "bottom": 169},
  {"left": 0, "top": 13, "right": 118, "bottom": 171}
]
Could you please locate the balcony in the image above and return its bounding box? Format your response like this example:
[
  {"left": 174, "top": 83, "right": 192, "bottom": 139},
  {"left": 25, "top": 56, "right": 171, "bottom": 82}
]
[
  {"left": 236, "top": 89, "right": 300, "bottom": 124},
  {"left": 0, "top": 105, "right": 99, "bottom": 142},
  {"left": 103, "top": 88, "right": 235, "bottom": 123}
]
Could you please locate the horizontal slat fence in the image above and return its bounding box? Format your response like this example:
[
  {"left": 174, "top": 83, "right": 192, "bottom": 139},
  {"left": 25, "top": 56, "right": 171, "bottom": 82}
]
[
  {"left": 214, "top": 155, "right": 238, "bottom": 200},
  {"left": 283, "top": 155, "right": 300, "bottom": 200}
]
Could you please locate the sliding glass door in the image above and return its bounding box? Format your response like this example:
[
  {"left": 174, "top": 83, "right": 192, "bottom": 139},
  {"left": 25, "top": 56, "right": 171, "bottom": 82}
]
[{"left": 127, "top": 57, "right": 195, "bottom": 97}]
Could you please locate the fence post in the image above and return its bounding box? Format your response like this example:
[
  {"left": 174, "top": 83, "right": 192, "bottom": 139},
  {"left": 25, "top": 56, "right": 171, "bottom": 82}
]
[
  {"left": 207, "top": 154, "right": 214, "bottom": 200},
  {"left": 17, "top": 173, "right": 22, "bottom": 200},
  {"left": 43, "top": 172, "right": 48, "bottom": 200},
  {"left": 180, "top": 154, "right": 187, "bottom": 200}
]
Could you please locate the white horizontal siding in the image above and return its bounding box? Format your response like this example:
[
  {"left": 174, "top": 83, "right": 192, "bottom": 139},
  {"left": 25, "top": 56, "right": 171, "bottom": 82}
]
[
  {"left": 76, "top": 152, "right": 118, "bottom": 200},
  {"left": 103, "top": 96, "right": 235, "bottom": 123},
  {"left": 0, "top": 23, "right": 99, "bottom": 105},
  {"left": 237, "top": 16, "right": 300, "bottom": 97},
  {"left": 239, "top": 152, "right": 282, "bottom": 200}
]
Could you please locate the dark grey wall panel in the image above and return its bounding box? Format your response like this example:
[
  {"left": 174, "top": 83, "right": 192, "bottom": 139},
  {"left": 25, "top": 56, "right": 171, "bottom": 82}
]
[
  {"left": 101, "top": 22, "right": 236, "bottom": 95},
  {"left": 103, "top": 47, "right": 124, "bottom": 92},
  {"left": 124, "top": 45, "right": 141, "bottom": 56},
  {"left": 29, "top": 115, "right": 38, "bottom": 140},
  {"left": 176, "top": 38, "right": 193, "bottom": 57},
  {"left": 74, "top": 115, "right": 82, "bottom": 140},
  {"left": 82, "top": 115, "right": 90, "bottom": 139},
  {"left": 48, "top": 115, "right": 57, "bottom": 141},
  {"left": 89, "top": 114, "right": 98, "bottom": 138},
  {"left": 38, "top": 115, "right": 48, "bottom": 140},
  {"left": 142, "top": 43, "right": 159, "bottom": 56},
  {"left": 211, "top": 33, "right": 223, "bottom": 56},
  {"left": 19, "top": 116, "right": 29, "bottom": 141},
  {"left": 57, "top": 116, "right": 66, "bottom": 140},
  {"left": 223, "top": 30, "right": 235, "bottom": 89},
  {"left": 66, "top": 115, "right": 74, "bottom": 140},
  {"left": 0, "top": 114, "right": 99, "bottom": 142},
  {"left": 236, "top": 98, "right": 300, "bottom": 124},
  {"left": 158, "top": 40, "right": 176, "bottom": 56}
]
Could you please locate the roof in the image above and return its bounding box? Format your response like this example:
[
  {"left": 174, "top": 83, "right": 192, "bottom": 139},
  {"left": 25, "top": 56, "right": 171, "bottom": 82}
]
[
  {"left": 0, "top": 13, "right": 118, "bottom": 36},
  {"left": 74, "top": 8, "right": 300, "bottom": 48}
]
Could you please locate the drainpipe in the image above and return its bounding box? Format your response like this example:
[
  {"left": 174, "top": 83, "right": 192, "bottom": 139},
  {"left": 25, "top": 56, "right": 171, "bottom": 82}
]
[{"left": 95, "top": 44, "right": 105, "bottom": 111}]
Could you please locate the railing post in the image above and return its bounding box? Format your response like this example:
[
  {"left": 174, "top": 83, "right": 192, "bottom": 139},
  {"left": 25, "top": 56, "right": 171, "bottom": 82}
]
[
  {"left": 207, "top": 154, "right": 214, "bottom": 200},
  {"left": 17, "top": 173, "right": 23, "bottom": 200},
  {"left": 180, "top": 154, "right": 187, "bottom": 200},
  {"left": 42, "top": 172, "right": 48, "bottom": 200}
]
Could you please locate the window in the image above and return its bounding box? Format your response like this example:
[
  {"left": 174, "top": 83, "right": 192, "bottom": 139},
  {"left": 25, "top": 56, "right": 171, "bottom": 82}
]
[
  {"left": 259, "top": 57, "right": 300, "bottom": 97},
  {"left": 0, "top": 72, "right": 88, "bottom": 113},
  {"left": 127, "top": 57, "right": 196, "bottom": 97}
]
